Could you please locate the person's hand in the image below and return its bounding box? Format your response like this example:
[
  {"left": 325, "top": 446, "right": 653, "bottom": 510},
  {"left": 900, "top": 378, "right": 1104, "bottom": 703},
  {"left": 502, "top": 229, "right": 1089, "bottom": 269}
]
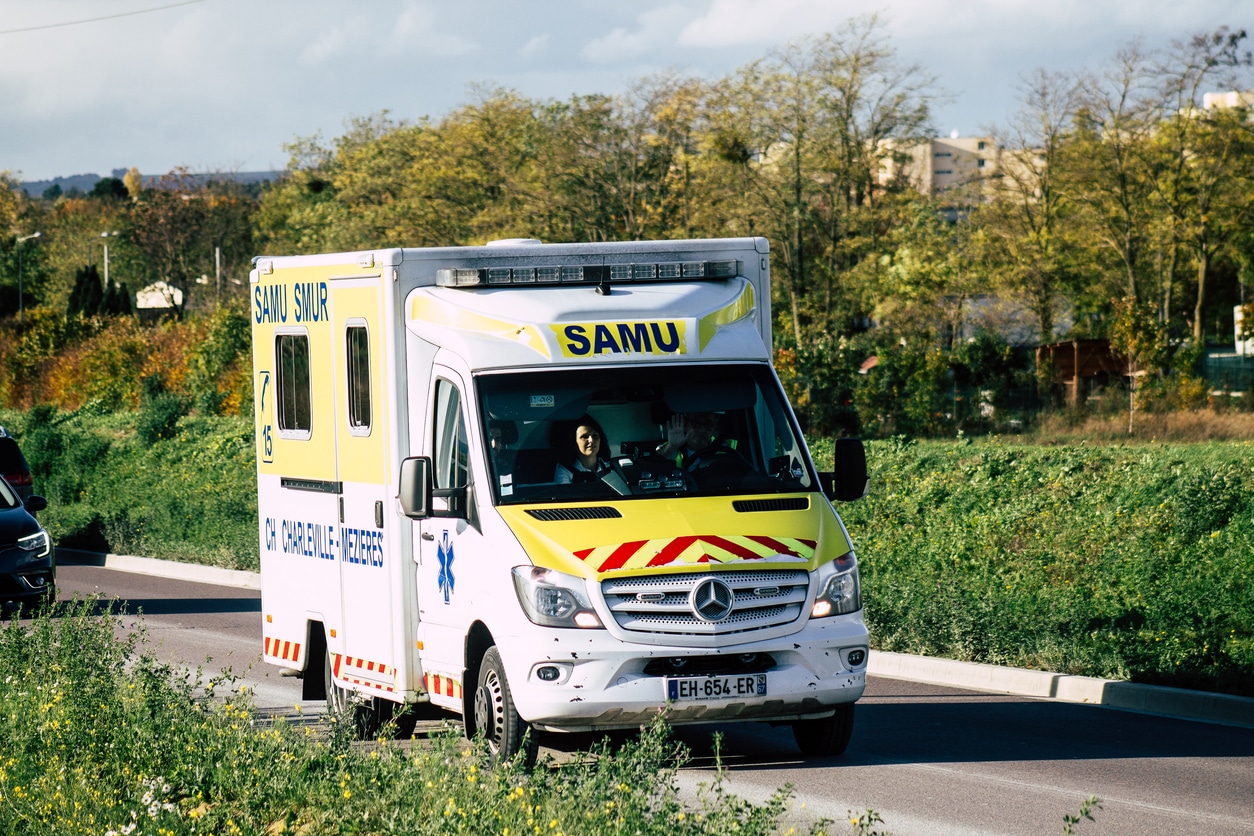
[{"left": 666, "top": 414, "right": 687, "bottom": 447}]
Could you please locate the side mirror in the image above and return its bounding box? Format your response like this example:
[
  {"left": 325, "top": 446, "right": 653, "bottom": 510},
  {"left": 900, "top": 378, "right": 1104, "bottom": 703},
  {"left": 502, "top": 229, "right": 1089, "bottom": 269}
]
[
  {"left": 398, "top": 457, "right": 432, "bottom": 519},
  {"left": 24, "top": 495, "right": 48, "bottom": 514},
  {"left": 819, "top": 438, "right": 868, "bottom": 502},
  {"left": 399, "top": 457, "right": 469, "bottom": 519}
]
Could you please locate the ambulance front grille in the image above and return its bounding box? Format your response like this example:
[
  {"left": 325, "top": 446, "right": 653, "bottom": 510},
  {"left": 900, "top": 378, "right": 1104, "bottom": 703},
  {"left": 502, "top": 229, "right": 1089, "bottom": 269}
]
[{"left": 600, "top": 570, "right": 810, "bottom": 636}]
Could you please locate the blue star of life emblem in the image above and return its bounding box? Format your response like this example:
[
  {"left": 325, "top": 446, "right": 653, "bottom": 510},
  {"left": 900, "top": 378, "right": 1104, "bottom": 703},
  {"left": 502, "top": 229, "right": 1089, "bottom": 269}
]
[{"left": 437, "top": 530, "right": 455, "bottom": 604}]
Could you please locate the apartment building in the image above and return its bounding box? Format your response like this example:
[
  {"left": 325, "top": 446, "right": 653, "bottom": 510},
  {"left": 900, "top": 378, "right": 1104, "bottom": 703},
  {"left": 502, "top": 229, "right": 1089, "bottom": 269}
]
[{"left": 1202, "top": 90, "right": 1254, "bottom": 110}]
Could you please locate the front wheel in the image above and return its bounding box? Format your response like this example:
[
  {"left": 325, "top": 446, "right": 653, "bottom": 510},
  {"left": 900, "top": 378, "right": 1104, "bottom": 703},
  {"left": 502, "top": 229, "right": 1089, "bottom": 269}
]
[
  {"left": 792, "top": 702, "right": 855, "bottom": 757},
  {"left": 472, "top": 647, "right": 537, "bottom": 767}
]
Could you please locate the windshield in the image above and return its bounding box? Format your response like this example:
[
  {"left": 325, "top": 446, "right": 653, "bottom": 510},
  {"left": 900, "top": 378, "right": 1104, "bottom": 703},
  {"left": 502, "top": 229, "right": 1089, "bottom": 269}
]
[{"left": 477, "top": 363, "right": 816, "bottom": 505}]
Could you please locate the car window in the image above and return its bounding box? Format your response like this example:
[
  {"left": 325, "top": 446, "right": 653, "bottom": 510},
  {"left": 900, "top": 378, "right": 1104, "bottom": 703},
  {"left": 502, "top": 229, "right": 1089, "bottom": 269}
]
[{"left": 0, "top": 477, "right": 19, "bottom": 509}]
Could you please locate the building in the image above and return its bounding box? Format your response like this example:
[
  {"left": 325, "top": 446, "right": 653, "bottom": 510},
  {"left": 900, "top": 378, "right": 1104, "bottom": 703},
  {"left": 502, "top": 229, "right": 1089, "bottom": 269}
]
[
  {"left": 1202, "top": 90, "right": 1254, "bottom": 111},
  {"left": 881, "top": 134, "right": 1002, "bottom": 203}
]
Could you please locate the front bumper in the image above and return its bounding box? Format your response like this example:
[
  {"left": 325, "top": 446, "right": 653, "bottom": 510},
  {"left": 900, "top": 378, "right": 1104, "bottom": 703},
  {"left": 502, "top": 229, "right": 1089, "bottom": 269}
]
[
  {"left": 497, "top": 613, "right": 868, "bottom": 732},
  {"left": 0, "top": 545, "right": 55, "bottom": 610}
]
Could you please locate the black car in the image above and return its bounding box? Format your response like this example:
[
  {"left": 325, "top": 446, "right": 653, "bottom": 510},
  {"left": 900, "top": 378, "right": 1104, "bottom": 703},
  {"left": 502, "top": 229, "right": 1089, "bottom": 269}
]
[
  {"left": 0, "top": 427, "right": 33, "bottom": 501},
  {"left": 0, "top": 476, "right": 53, "bottom": 613}
]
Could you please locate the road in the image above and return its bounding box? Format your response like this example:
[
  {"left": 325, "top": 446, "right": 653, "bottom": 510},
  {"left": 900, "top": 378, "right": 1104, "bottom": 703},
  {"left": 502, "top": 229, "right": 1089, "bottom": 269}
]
[{"left": 57, "top": 563, "right": 1254, "bottom": 836}]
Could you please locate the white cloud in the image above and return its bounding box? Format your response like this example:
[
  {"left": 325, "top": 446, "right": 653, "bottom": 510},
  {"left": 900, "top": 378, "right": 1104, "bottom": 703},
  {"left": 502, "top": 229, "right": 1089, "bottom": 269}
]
[
  {"left": 678, "top": 0, "right": 866, "bottom": 47},
  {"left": 581, "top": 5, "right": 695, "bottom": 63},
  {"left": 387, "top": 3, "right": 479, "bottom": 57},
  {"left": 521, "top": 34, "right": 549, "bottom": 58},
  {"left": 300, "top": 18, "right": 369, "bottom": 65}
]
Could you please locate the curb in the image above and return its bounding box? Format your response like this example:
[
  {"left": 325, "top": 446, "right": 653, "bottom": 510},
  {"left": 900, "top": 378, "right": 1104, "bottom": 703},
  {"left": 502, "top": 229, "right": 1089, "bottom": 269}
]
[
  {"left": 56, "top": 549, "right": 1253, "bottom": 729},
  {"left": 869, "top": 650, "right": 1254, "bottom": 730},
  {"left": 56, "top": 548, "right": 261, "bottom": 590}
]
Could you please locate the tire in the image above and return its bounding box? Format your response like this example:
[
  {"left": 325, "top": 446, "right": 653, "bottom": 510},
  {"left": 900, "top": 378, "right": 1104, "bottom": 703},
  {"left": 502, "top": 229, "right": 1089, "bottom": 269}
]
[
  {"left": 792, "top": 702, "right": 855, "bottom": 757},
  {"left": 472, "top": 647, "right": 538, "bottom": 767}
]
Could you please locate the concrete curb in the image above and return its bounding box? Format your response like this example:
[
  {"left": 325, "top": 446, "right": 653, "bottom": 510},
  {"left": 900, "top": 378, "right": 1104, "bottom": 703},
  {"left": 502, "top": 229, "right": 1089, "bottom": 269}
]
[
  {"left": 56, "top": 549, "right": 1253, "bottom": 729},
  {"left": 869, "top": 650, "right": 1254, "bottom": 729},
  {"left": 56, "top": 548, "right": 261, "bottom": 590}
]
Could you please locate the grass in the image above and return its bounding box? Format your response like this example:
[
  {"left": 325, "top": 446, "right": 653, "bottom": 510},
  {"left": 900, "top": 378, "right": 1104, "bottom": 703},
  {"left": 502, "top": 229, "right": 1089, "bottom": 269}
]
[
  {"left": 0, "top": 602, "right": 822, "bottom": 836},
  {"left": 1027, "top": 408, "right": 1254, "bottom": 443},
  {"left": 814, "top": 436, "right": 1254, "bottom": 697}
]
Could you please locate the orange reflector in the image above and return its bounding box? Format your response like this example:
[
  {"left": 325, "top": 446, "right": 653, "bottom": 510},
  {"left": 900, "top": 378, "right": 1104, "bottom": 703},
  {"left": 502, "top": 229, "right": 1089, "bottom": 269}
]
[
  {"left": 330, "top": 629, "right": 337, "bottom": 638},
  {"left": 266, "top": 614, "right": 272, "bottom": 623}
]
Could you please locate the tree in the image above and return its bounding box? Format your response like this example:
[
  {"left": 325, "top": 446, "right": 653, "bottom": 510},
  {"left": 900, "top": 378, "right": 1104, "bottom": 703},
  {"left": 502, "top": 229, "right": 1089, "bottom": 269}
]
[
  {"left": 1109, "top": 295, "right": 1169, "bottom": 432},
  {"left": 67, "top": 264, "right": 104, "bottom": 317},
  {"left": 1149, "top": 26, "right": 1254, "bottom": 340},
  {"left": 90, "top": 178, "right": 129, "bottom": 201},
  {"left": 123, "top": 167, "right": 143, "bottom": 199},
  {"left": 1065, "top": 45, "right": 1157, "bottom": 303},
  {"left": 129, "top": 169, "right": 257, "bottom": 315},
  {"left": 703, "top": 17, "right": 936, "bottom": 347},
  {"left": 980, "top": 69, "right": 1084, "bottom": 344}
]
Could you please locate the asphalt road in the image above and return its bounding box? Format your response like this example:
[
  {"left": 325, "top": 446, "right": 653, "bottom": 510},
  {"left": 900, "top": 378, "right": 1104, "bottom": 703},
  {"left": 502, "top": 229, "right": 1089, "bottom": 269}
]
[{"left": 56, "top": 563, "right": 1254, "bottom": 836}]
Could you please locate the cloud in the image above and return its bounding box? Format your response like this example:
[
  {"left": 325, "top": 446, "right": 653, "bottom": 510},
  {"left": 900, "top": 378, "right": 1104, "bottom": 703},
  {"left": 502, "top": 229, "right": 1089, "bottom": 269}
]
[
  {"left": 388, "top": 3, "right": 479, "bottom": 57},
  {"left": 521, "top": 34, "right": 549, "bottom": 58},
  {"left": 581, "top": 5, "right": 695, "bottom": 64},
  {"left": 678, "top": 0, "right": 864, "bottom": 47},
  {"left": 300, "top": 18, "right": 368, "bottom": 65}
]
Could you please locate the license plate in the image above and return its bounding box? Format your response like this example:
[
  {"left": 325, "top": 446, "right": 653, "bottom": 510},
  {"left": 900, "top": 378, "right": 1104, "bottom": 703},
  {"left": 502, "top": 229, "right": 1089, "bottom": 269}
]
[{"left": 666, "top": 674, "right": 767, "bottom": 702}]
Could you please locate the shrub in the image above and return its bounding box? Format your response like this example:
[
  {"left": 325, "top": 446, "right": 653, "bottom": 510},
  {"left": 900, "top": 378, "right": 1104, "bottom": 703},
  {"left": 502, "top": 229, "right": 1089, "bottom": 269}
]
[
  {"left": 0, "top": 604, "right": 809, "bottom": 835},
  {"left": 837, "top": 438, "right": 1254, "bottom": 696}
]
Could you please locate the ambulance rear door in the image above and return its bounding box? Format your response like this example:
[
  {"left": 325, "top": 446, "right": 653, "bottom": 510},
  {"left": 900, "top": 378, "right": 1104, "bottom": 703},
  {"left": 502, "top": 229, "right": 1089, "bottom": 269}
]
[{"left": 331, "top": 276, "right": 400, "bottom": 699}]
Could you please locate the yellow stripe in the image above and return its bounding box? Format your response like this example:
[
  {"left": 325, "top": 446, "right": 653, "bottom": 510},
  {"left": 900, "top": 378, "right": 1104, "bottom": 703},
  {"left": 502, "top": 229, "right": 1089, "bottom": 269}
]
[
  {"left": 410, "top": 295, "right": 551, "bottom": 359},
  {"left": 698, "top": 282, "right": 755, "bottom": 350}
]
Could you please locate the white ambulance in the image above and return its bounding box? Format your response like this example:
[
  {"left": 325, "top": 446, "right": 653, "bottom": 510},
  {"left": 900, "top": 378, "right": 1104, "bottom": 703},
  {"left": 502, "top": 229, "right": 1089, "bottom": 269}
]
[{"left": 250, "top": 237, "right": 869, "bottom": 762}]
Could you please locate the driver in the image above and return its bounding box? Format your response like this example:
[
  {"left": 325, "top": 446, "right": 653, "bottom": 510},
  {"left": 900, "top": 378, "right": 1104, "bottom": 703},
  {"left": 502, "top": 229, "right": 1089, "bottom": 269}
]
[{"left": 658, "top": 412, "right": 734, "bottom": 471}]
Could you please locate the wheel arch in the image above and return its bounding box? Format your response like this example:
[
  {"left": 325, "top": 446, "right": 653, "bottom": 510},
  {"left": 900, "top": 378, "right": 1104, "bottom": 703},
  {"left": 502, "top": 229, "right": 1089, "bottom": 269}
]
[
  {"left": 462, "top": 620, "right": 495, "bottom": 736},
  {"left": 302, "top": 619, "right": 328, "bottom": 701}
]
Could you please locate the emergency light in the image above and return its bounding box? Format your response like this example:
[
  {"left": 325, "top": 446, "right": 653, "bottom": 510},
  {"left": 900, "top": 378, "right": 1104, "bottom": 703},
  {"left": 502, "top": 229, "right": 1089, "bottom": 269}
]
[{"left": 435, "top": 259, "right": 739, "bottom": 288}]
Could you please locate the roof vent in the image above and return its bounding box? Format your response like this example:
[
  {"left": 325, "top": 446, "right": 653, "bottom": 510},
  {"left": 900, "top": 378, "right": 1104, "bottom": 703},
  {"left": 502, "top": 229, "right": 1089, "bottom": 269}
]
[{"left": 486, "top": 238, "right": 543, "bottom": 247}]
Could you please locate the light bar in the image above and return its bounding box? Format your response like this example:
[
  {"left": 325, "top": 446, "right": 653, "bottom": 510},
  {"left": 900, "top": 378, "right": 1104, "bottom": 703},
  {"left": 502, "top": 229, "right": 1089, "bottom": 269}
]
[{"left": 435, "top": 260, "right": 740, "bottom": 289}]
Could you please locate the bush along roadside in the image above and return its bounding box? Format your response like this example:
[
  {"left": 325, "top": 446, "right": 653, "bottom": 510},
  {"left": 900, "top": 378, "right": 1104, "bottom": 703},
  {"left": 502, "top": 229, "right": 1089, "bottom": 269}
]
[
  {"left": 0, "top": 601, "right": 821, "bottom": 836},
  {"left": 821, "top": 437, "right": 1254, "bottom": 698},
  {"left": 2, "top": 405, "right": 258, "bottom": 570}
]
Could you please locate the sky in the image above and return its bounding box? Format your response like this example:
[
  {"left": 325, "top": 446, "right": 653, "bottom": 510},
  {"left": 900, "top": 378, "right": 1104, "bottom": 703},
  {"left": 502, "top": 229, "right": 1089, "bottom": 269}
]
[{"left": 0, "top": 0, "right": 1248, "bottom": 184}]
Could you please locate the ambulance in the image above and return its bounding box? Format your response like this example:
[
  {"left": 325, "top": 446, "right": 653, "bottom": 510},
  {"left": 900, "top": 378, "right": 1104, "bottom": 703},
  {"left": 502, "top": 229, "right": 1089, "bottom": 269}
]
[{"left": 250, "top": 237, "right": 869, "bottom": 762}]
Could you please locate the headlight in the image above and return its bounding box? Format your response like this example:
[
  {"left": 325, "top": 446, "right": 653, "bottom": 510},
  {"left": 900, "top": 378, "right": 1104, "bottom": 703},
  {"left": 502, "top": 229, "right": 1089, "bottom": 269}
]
[
  {"left": 512, "top": 566, "right": 603, "bottom": 629},
  {"left": 17, "top": 530, "right": 50, "bottom": 558},
  {"left": 811, "top": 552, "right": 861, "bottom": 617}
]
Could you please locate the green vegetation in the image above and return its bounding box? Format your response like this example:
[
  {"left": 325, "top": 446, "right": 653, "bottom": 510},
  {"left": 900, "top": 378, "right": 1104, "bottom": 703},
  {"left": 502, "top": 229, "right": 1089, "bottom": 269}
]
[
  {"left": 0, "top": 603, "right": 818, "bottom": 835},
  {"left": 16, "top": 404, "right": 1253, "bottom": 696},
  {"left": 3, "top": 407, "right": 257, "bottom": 569},
  {"left": 821, "top": 437, "right": 1254, "bottom": 697}
]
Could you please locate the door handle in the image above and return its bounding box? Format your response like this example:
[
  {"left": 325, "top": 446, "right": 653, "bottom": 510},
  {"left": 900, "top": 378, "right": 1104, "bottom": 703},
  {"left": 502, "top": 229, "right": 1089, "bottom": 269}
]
[{"left": 421, "top": 532, "right": 435, "bottom": 541}]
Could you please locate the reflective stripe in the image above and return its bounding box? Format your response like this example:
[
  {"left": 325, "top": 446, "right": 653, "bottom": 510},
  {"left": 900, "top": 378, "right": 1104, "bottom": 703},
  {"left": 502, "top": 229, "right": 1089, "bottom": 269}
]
[
  {"left": 423, "top": 672, "right": 463, "bottom": 700},
  {"left": 331, "top": 652, "right": 397, "bottom": 693},
  {"left": 573, "top": 534, "right": 817, "bottom": 573},
  {"left": 263, "top": 636, "right": 302, "bottom": 662}
]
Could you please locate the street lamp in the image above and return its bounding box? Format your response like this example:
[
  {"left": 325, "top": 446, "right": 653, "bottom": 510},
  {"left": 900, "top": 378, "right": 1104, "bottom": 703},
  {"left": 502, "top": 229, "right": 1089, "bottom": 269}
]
[
  {"left": 99, "top": 231, "right": 119, "bottom": 287},
  {"left": 16, "top": 231, "right": 41, "bottom": 323}
]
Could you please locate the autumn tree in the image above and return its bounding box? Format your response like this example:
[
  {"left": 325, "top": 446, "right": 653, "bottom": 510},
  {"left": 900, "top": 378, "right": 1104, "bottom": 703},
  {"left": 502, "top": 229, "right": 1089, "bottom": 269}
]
[
  {"left": 129, "top": 169, "right": 257, "bottom": 315},
  {"left": 978, "top": 69, "right": 1085, "bottom": 343},
  {"left": 1065, "top": 45, "right": 1158, "bottom": 304}
]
